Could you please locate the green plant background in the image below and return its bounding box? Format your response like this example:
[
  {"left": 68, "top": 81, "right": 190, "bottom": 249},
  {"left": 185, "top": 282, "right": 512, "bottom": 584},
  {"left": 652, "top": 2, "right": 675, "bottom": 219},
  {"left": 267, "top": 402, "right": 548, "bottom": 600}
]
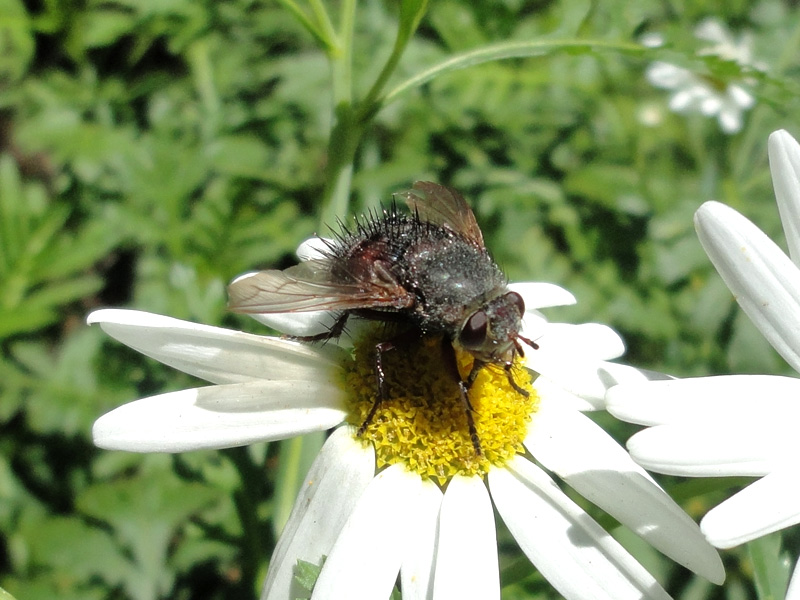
[{"left": 1, "top": 0, "right": 799, "bottom": 598}]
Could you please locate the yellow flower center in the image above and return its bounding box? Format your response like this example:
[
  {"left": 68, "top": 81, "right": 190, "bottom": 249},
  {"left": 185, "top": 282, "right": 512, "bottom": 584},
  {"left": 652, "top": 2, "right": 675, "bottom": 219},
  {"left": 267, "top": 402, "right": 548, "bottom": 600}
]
[{"left": 342, "top": 329, "right": 539, "bottom": 486}]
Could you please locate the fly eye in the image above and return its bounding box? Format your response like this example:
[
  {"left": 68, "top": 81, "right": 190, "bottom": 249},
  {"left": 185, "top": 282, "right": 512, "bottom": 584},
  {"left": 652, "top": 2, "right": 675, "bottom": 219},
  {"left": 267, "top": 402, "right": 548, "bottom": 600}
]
[
  {"left": 461, "top": 311, "right": 488, "bottom": 347},
  {"left": 506, "top": 291, "right": 525, "bottom": 315}
]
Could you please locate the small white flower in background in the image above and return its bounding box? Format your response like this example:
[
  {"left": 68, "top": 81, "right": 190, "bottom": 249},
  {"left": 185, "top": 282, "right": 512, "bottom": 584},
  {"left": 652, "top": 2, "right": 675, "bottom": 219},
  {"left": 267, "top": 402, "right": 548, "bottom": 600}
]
[
  {"left": 645, "top": 18, "right": 763, "bottom": 134},
  {"left": 693, "top": 19, "right": 762, "bottom": 66},
  {"left": 639, "top": 32, "right": 665, "bottom": 49},
  {"left": 607, "top": 129, "right": 800, "bottom": 599},
  {"left": 89, "top": 255, "right": 723, "bottom": 599}
]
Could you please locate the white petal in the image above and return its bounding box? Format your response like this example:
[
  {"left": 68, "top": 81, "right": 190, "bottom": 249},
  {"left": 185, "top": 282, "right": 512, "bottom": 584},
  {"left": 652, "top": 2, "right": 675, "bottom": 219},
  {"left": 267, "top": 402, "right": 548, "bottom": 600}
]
[
  {"left": 699, "top": 94, "right": 724, "bottom": 116},
  {"left": 400, "top": 481, "right": 443, "bottom": 600},
  {"left": 769, "top": 129, "right": 800, "bottom": 265},
  {"left": 718, "top": 107, "right": 743, "bottom": 134},
  {"left": 530, "top": 322, "right": 625, "bottom": 362},
  {"left": 433, "top": 475, "right": 499, "bottom": 600},
  {"left": 531, "top": 360, "right": 665, "bottom": 411},
  {"left": 247, "top": 310, "right": 341, "bottom": 338},
  {"left": 521, "top": 311, "right": 547, "bottom": 341},
  {"left": 728, "top": 85, "right": 755, "bottom": 109},
  {"left": 231, "top": 268, "right": 340, "bottom": 338},
  {"left": 508, "top": 281, "right": 577, "bottom": 310},
  {"left": 296, "top": 237, "right": 332, "bottom": 261},
  {"left": 261, "top": 427, "right": 374, "bottom": 600},
  {"left": 695, "top": 18, "right": 727, "bottom": 44},
  {"left": 312, "top": 464, "right": 425, "bottom": 600},
  {"left": 639, "top": 33, "right": 664, "bottom": 48},
  {"left": 606, "top": 375, "right": 800, "bottom": 426},
  {"left": 93, "top": 381, "right": 346, "bottom": 452},
  {"left": 701, "top": 469, "right": 800, "bottom": 548},
  {"left": 625, "top": 423, "right": 790, "bottom": 477},
  {"left": 695, "top": 201, "right": 800, "bottom": 372},
  {"left": 646, "top": 62, "right": 689, "bottom": 88},
  {"left": 598, "top": 363, "right": 673, "bottom": 389},
  {"left": 525, "top": 403, "right": 724, "bottom": 583},
  {"left": 87, "top": 309, "right": 345, "bottom": 384},
  {"left": 524, "top": 324, "right": 628, "bottom": 402},
  {"left": 527, "top": 355, "right": 612, "bottom": 409},
  {"left": 490, "top": 456, "right": 671, "bottom": 600},
  {"left": 786, "top": 556, "right": 800, "bottom": 600},
  {"left": 533, "top": 375, "right": 597, "bottom": 411},
  {"left": 670, "top": 88, "right": 698, "bottom": 111}
]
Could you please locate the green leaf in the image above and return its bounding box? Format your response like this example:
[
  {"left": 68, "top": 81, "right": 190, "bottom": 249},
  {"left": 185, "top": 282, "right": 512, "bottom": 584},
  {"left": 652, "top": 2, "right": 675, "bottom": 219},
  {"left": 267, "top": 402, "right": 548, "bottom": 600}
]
[
  {"left": 749, "top": 532, "right": 793, "bottom": 600},
  {"left": 24, "top": 275, "right": 103, "bottom": 311},
  {"left": 78, "top": 467, "right": 223, "bottom": 600},
  {"left": 75, "top": 9, "right": 135, "bottom": 49},
  {"left": 729, "top": 310, "right": 783, "bottom": 375},
  {"left": 206, "top": 135, "right": 273, "bottom": 178},
  {"left": 10, "top": 327, "right": 135, "bottom": 435},
  {"left": 21, "top": 515, "right": 130, "bottom": 587},
  {"left": 381, "top": 38, "right": 644, "bottom": 109},
  {"left": 0, "top": 586, "right": 18, "bottom": 600},
  {"left": 0, "top": 578, "right": 105, "bottom": 600},
  {"left": 0, "top": 305, "right": 55, "bottom": 338},
  {"left": 295, "top": 558, "right": 323, "bottom": 588},
  {"left": 0, "top": 155, "right": 114, "bottom": 336},
  {"left": 0, "top": 154, "right": 27, "bottom": 272},
  {"left": 36, "top": 219, "right": 122, "bottom": 279},
  {"left": 563, "top": 163, "right": 645, "bottom": 213},
  {"left": 0, "top": 0, "right": 35, "bottom": 81}
]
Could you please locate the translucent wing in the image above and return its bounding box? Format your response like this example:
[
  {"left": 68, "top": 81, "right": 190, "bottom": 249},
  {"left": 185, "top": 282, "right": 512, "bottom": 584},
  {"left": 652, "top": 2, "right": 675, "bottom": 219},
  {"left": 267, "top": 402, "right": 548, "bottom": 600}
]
[
  {"left": 397, "top": 181, "right": 484, "bottom": 247},
  {"left": 228, "top": 258, "right": 414, "bottom": 313}
]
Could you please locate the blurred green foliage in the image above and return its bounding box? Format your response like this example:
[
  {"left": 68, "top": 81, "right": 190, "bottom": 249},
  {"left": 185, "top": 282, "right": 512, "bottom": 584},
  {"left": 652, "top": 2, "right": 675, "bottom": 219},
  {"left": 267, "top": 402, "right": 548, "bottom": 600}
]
[{"left": 1, "top": 0, "right": 800, "bottom": 598}]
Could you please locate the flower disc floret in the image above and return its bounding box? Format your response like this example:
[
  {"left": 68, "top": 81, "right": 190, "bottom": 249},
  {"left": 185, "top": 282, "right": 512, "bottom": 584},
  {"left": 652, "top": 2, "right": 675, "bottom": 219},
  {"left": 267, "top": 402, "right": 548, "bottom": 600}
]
[{"left": 343, "top": 330, "right": 537, "bottom": 485}]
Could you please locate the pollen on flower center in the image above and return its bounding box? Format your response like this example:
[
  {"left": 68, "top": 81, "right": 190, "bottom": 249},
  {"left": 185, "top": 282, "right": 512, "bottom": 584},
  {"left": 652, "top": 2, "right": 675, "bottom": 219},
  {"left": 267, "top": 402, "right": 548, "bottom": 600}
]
[{"left": 341, "top": 329, "right": 538, "bottom": 486}]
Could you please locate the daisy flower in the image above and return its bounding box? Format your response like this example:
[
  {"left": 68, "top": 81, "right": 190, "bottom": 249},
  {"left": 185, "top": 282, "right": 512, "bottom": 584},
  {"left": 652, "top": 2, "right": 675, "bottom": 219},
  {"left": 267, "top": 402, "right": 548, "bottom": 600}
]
[
  {"left": 645, "top": 18, "right": 762, "bottom": 134},
  {"left": 90, "top": 268, "right": 723, "bottom": 599},
  {"left": 607, "top": 129, "right": 800, "bottom": 598}
]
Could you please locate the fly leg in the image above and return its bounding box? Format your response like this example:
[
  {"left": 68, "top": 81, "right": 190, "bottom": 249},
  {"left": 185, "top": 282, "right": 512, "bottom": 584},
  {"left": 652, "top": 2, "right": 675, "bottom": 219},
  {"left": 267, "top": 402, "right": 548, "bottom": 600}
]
[
  {"left": 356, "top": 338, "right": 395, "bottom": 437},
  {"left": 505, "top": 335, "right": 535, "bottom": 396},
  {"left": 504, "top": 362, "right": 530, "bottom": 397},
  {"left": 357, "top": 327, "right": 421, "bottom": 437},
  {"left": 441, "top": 339, "right": 484, "bottom": 456},
  {"left": 284, "top": 312, "right": 349, "bottom": 343}
]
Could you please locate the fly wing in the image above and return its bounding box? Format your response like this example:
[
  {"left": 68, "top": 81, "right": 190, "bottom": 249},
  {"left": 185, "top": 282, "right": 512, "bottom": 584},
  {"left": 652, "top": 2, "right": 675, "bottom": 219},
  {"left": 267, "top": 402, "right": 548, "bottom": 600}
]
[
  {"left": 228, "top": 258, "right": 414, "bottom": 313},
  {"left": 397, "top": 181, "right": 484, "bottom": 247}
]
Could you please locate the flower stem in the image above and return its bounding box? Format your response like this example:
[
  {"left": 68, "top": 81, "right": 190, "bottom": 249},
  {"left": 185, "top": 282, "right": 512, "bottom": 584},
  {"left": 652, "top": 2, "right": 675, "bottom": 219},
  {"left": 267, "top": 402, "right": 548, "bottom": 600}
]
[
  {"left": 356, "top": 0, "right": 428, "bottom": 122},
  {"left": 275, "top": 0, "right": 337, "bottom": 53},
  {"left": 308, "top": 0, "right": 340, "bottom": 54},
  {"left": 274, "top": 432, "right": 326, "bottom": 534},
  {"left": 319, "top": 0, "right": 357, "bottom": 228}
]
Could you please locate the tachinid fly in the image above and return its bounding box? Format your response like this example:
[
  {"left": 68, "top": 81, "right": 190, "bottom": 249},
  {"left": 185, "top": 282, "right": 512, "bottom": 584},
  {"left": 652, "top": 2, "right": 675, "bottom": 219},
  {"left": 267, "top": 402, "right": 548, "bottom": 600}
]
[{"left": 228, "top": 182, "right": 535, "bottom": 454}]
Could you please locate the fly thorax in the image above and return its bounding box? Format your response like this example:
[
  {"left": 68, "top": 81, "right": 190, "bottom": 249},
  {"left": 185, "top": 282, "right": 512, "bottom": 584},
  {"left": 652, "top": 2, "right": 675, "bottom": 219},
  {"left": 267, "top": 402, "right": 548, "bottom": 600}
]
[{"left": 405, "top": 233, "right": 506, "bottom": 328}]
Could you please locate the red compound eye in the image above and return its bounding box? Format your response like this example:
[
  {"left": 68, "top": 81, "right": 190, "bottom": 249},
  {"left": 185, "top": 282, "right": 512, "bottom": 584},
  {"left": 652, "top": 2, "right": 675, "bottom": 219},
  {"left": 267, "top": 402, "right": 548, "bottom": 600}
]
[
  {"left": 506, "top": 291, "right": 525, "bottom": 315},
  {"left": 460, "top": 310, "right": 488, "bottom": 347}
]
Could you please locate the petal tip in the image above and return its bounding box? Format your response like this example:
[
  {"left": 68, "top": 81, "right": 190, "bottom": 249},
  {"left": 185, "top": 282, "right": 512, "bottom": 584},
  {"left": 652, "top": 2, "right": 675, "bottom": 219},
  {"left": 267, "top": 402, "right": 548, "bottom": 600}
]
[
  {"left": 768, "top": 128, "right": 795, "bottom": 148},
  {"left": 87, "top": 308, "right": 128, "bottom": 326}
]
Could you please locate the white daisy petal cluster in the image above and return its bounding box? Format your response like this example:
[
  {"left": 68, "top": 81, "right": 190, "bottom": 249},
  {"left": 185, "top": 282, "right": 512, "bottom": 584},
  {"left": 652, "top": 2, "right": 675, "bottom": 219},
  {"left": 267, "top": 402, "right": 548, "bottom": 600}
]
[
  {"left": 607, "top": 129, "right": 800, "bottom": 598},
  {"left": 90, "top": 303, "right": 723, "bottom": 598},
  {"left": 645, "top": 18, "right": 761, "bottom": 134},
  {"left": 90, "top": 254, "right": 723, "bottom": 599}
]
